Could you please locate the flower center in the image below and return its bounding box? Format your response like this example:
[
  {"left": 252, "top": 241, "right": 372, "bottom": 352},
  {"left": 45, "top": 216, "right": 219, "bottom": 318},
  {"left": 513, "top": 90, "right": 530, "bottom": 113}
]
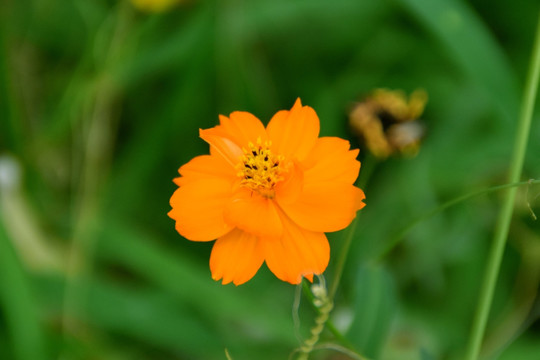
[{"left": 237, "top": 138, "right": 284, "bottom": 199}]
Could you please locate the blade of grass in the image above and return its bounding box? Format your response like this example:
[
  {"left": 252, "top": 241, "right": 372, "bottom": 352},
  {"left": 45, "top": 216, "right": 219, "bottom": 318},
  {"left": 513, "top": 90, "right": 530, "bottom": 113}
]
[
  {"left": 61, "top": 0, "right": 132, "bottom": 347},
  {"left": 35, "top": 274, "right": 224, "bottom": 358},
  {"left": 95, "top": 220, "right": 296, "bottom": 346},
  {"left": 0, "top": 19, "right": 23, "bottom": 154},
  {"left": 398, "top": 0, "right": 520, "bottom": 122},
  {"left": 465, "top": 11, "right": 540, "bottom": 360},
  {"left": 0, "top": 217, "right": 46, "bottom": 360},
  {"left": 347, "top": 265, "right": 396, "bottom": 359},
  {"left": 115, "top": 5, "right": 211, "bottom": 89}
]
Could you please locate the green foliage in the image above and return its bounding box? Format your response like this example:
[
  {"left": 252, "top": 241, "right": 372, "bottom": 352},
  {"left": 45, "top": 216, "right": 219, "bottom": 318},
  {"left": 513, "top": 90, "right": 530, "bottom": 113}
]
[
  {"left": 0, "top": 219, "right": 47, "bottom": 360},
  {"left": 346, "top": 264, "right": 397, "bottom": 359},
  {"left": 0, "top": 0, "right": 539, "bottom": 359}
]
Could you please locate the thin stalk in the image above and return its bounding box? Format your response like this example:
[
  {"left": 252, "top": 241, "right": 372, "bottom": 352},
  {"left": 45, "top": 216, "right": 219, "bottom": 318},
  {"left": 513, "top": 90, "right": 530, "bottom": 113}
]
[
  {"left": 297, "top": 276, "right": 333, "bottom": 360},
  {"left": 301, "top": 281, "right": 359, "bottom": 351},
  {"left": 465, "top": 11, "right": 540, "bottom": 360},
  {"left": 329, "top": 213, "right": 360, "bottom": 299},
  {"left": 296, "top": 277, "right": 370, "bottom": 360},
  {"left": 61, "top": 1, "right": 132, "bottom": 344},
  {"left": 294, "top": 153, "right": 377, "bottom": 360},
  {"left": 375, "top": 179, "right": 540, "bottom": 262},
  {"left": 330, "top": 154, "right": 377, "bottom": 299},
  {"left": 313, "top": 343, "right": 369, "bottom": 360}
]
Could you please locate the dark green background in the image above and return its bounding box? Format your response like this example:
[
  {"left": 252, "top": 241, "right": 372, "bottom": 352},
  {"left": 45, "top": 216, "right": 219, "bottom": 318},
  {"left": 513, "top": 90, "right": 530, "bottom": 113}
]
[{"left": 1, "top": 0, "right": 539, "bottom": 359}]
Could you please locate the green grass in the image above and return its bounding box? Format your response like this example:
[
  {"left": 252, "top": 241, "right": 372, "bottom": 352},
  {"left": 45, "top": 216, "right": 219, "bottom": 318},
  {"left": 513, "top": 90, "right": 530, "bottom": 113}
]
[{"left": 1, "top": 0, "right": 539, "bottom": 359}]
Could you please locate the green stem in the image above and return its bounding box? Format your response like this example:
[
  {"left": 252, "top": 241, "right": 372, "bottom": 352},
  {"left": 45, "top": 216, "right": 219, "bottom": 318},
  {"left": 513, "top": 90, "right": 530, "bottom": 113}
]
[
  {"left": 375, "top": 179, "right": 540, "bottom": 262},
  {"left": 295, "top": 152, "right": 377, "bottom": 359},
  {"left": 297, "top": 277, "right": 333, "bottom": 360},
  {"left": 329, "top": 213, "right": 360, "bottom": 299},
  {"left": 301, "top": 281, "right": 356, "bottom": 350},
  {"left": 297, "top": 277, "right": 370, "bottom": 360},
  {"left": 465, "top": 11, "right": 540, "bottom": 360},
  {"left": 313, "top": 343, "right": 369, "bottom": 360},
  {"left": 61, "top": 1, "right": 132, "bottom": 343},
  {"left": 330, "top": 154, "right": 377, "bottom": 299}
]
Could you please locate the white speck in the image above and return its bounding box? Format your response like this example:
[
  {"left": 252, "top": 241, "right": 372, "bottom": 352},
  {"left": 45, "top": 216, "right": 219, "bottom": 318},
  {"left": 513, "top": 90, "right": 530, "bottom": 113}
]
[{"left": 0, "top": 155, "right": 21, "bottom": 191}]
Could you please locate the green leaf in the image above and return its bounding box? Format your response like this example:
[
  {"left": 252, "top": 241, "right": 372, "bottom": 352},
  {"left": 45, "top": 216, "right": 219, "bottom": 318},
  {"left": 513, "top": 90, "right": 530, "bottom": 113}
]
[
  {"left": 420, "top": 347, "right": 437, "bottom": 360},
  {"left": 499, "top": 335, "right": 540, "bottom": 360},
  {"left": 95, "top": 221, "right": 296, "bottom": 347},
  {"left": 35, "top": 274, "right": 223, "bottom": 358},
  {"left": 346, "top": 264, "right": 397, "bottom": 359},
  {"left": 0, "top": 217, "right": 47, "bottom": 360},
  {"left": 115, "top": 5, "right": 212, "bottom": 89}
]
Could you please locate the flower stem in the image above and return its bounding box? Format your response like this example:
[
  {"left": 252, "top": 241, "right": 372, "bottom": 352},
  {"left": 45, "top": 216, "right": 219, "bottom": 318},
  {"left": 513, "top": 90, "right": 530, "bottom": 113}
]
[
  {"left": 464, "top": 11, "right": 540, "bottom": 360},
  {"left": 296, "top": 278, "right": 333, "bottom": 360},
  {"left": 296, "top": 276, "right": 367, "bottom": 360},
  {"left": 293, "top": 155, "right": 377, "bottom": 360},
  {"left": 295, "top": 280, "right": 370, "bottom": 359},
  {"left": 330, "top": 154, "right": 377, "bottom": 299},
  {"left": 300, "top": 281, "right": 358, "bottom": 351}
]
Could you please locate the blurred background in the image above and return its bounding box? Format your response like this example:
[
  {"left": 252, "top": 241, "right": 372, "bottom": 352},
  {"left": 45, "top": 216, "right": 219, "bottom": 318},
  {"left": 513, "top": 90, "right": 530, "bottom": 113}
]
[{"left": 1, "top": 0, "right": 539, "bottom": 359}]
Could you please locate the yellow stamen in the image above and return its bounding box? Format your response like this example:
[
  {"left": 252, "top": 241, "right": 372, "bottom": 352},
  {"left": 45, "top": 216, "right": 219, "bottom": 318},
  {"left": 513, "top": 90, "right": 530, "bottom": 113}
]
[{"left": 237, "top": 138, "right": 284, "bottom": 198}]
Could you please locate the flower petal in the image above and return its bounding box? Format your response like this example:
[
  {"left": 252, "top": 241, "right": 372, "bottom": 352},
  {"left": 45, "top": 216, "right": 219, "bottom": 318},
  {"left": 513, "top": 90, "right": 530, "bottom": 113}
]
[
  {"left": 219, "top": 112, "right": 268, "bottom": 147},
  {"left": 198, "top": 112, "right": 267, "bottom": 169},
  {"left": 263, "top": 213, "right": 329, "bottom": 284},
  {"left": 210, "top": 229, "right": 264, "bottom": 285},
  {"left": 267, "top": 98, "right": 320, "bottom": 162},
  {"left": 277, "top": 137, "right": 365, "bottom": 232},
  {"left": 174, "top": 154, "right": 236, "bottom": 186},
  {"left": 224, "top": 188, "right": 283, "bottom": 238},
  {"left": 199, "top": 128, "right": 244, "bottom": 169},
  {"left": 301, "top": 137, "right": 360, "bottom": 184},
  {"left": 168, "top": 178, "right": 234, "bottom": 241},
  {"left": 274, "top": 160, "right": 304, "bottom": 205},
  {"left": 277, "top": 182, "right": 365, "bottom": 233}
]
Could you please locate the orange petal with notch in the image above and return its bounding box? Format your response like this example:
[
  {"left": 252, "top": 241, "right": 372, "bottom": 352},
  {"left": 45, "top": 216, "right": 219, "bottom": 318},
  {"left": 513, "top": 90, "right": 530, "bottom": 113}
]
[
  {"left": 210, "top": 229, "right": 264, "bottom": 285},
  {"left": 174, "top": 154, "right": 237, "bottom": 186},
  {"left": 302, "top": 137, "right": 360, "bottom": 184},
  {"left": 219, "top": 112, "right": 268, "bottom": 148},
  {"left": 168, "top": 178, "right": 234, "bottom": 241},
  {"left": 267, "top": 98, "right": 320, "bottom": 162},
  {"left": 224, "top": 188, "right": 283, "bottom": 238},
  {"left": 263, "top": 213, "right": 329, "bottom": 284},
  {"left": 199, "top": 128, "right": 244, "bottom": 169},
  {"left": 277, "top": 182, "right": 365, "bottom": 233}
]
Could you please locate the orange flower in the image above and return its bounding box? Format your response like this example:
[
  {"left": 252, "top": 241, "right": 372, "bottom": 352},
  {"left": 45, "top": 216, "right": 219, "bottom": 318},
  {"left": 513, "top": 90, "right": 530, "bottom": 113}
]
[{"left": 168, "top": 99, "right": 365, "bottom": 285}]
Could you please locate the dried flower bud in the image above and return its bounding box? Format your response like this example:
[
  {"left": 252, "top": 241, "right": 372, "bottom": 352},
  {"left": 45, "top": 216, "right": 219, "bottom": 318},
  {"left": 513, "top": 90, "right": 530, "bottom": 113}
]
[
  {"left": 349, "top": 89, "right": 428, "bottom": 158},
  {"left": 130, "top": 0, "right": 182, "bottom": 13}
]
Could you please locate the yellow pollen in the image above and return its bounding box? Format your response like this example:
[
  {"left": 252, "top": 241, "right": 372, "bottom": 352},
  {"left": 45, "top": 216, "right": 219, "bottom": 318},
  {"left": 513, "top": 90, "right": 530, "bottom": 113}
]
[{"left": 237, "top": 138, "right": 284, "bottom": 198}]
